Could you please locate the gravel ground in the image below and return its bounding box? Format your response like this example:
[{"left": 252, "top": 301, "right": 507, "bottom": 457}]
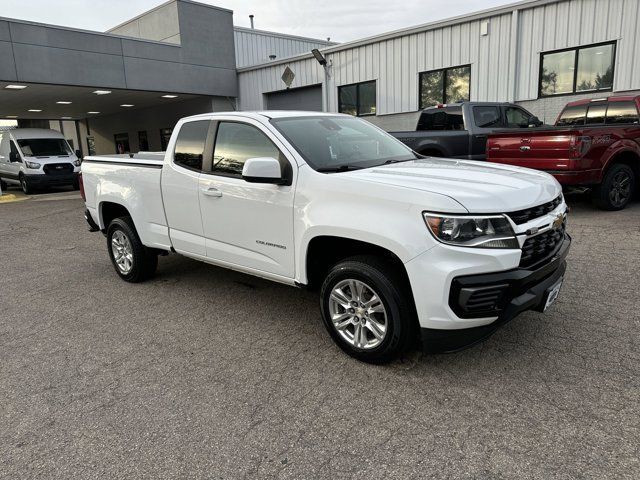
[{"left": 0, "top": 192, "right": 638, "bottom": 479}]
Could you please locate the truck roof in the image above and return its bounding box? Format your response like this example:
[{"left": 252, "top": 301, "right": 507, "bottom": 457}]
[
  {"left": 183, "top": 111, "right": 348, "bottom": 121},
  {"left": 564, "top": 95, "right": 640, "bottom": 107},
  {"left": 5, "top": 128, "right": 66, "bottom": 140},
  {"left": 420, "top": 101, "right": 521, "bottom": 111}
]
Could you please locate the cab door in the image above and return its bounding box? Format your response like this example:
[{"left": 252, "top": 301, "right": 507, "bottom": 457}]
[
  {"left": 161, "top": 120, "right": 215, "bottom": 257},
  {"left": 198, "top": 119, "right": 296, "bottom": 279}
]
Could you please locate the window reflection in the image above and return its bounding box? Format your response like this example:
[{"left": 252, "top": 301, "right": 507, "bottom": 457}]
[
  {"left": 212, "top": 122, "right": 281, "bottom": 176},
  {"left": 540, "top": 42, "right": 615, "bottom": 97}
]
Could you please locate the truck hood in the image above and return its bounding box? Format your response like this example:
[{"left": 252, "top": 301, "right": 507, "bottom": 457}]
[{"left": 346, "top": 158, "right": 561, "bottom": 212}]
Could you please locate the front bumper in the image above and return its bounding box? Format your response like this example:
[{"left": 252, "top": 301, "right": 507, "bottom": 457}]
[
  {"left": 419, "top": 234, "right": 570, "bottom": 352},
  {"left": 24, "top": 173, "right": 78, "bottom": 187}
]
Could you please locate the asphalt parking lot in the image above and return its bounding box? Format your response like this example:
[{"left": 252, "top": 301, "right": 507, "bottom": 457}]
[{"left": 1, "top": 191, "right": 638, "bottom": 479}]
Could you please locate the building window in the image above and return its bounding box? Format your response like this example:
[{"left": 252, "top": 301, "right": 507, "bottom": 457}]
[
  {"left": 338, "top": 81, "right": 376, "bottom": 116},
  {"left": 138, "top": 131, "right": 149, "bottom": 151},
  {"left": 114, "top": 133, "right": 130, "bottom": 154},
  {"left": 539, "top": 42, "right": 615, "bottom": 97},
  {"left": 419, "top": 65, "right": 471, "bottom": 108},
  {"left": 160, "top": 128, "right": 173, "bottom": 151}
]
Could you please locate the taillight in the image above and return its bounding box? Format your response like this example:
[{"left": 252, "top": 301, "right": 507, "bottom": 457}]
[
  {"left": 79, "top": 172, "right": 86, "bottom": 201},
  {"left": 569, "top": 135, "right": 591, "bottom": 158}
]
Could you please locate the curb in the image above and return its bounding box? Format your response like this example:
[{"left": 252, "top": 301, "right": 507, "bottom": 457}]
[{"left": 0, "top": 194, "right": 28, "bottom": 203}]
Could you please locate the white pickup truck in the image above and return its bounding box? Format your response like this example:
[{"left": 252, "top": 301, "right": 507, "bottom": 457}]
[{"left": 81, "top": 111, "right": 570, "bottom": 363}]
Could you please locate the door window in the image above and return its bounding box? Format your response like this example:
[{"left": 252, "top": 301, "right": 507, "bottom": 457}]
[
  {"left": 473, "top": 106, "right": 502, "bottom": 128},
  {"left": 173, "top": 121, "right": 210, "bottom": 171},
  {"left": 10, "top": 141, "right": 21, "bottom": 161},
  {"left": 586, "top": 103, "right": 607, "bottom": 125},
  {"left": 504, "top": 107, "right": 532, "bottom": 127},
  {"left": 211, "top": 122, "right": 282, "bottom": 177}
]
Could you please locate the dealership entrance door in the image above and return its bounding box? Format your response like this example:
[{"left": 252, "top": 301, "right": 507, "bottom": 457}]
[{"left": 265, "top": 85, "right": 323, "bottom": 111}]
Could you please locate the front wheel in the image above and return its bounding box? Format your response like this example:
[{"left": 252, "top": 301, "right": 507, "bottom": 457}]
[
  {"left": 320, "top": 255, "right": 416, "bottom": 364},
  {"left": 19, "top": 174, "right": 32, "bottom": 194},
  {"left": 592, "top": 164, "right": 635, "bottom": 210},
  {"left": 106, "top": 217, "right": 158, "bottom": 282}
]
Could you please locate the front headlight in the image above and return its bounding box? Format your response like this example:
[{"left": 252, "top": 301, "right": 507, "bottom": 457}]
[
  {"left": 25, "top": 161, "right": 41, "bottom": 169},
  {"left": 423, "top": 213, "right": 519, "bottom": 249},
  {"left": 73, "top": 159, "right": 82, "bottom": 167}
]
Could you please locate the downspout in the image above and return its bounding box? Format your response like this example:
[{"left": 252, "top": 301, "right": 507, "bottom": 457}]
[{"left": 509, "top": 8, "right": 520, "bottom": 103}]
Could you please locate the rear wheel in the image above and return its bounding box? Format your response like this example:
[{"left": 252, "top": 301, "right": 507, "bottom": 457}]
[
  {"left": 592, "top": 164, "right": 635, "bottom": 210},
  {"left": 106, "top": 217, "right": 158, "bottom": 282},
  {"left": 320, "top": 255, "right": 416, "bottom": 364}
]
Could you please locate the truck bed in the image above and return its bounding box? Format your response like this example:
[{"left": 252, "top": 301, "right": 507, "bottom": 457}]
[{"left": 81, "top": 152, "right": 170, "bottom": 250}]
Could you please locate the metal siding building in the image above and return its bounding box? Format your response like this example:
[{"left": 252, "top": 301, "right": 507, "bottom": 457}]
[
  {"left": 237, "top": 0, "right": 640, "bottom": 128},
  {"left": 234, "top": 27, "right": 334, "bottom": 68}
]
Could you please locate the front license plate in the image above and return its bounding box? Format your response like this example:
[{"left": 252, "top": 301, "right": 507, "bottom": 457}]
[{"left": 543, "top": 277, "right": 564, "bottom": 312}]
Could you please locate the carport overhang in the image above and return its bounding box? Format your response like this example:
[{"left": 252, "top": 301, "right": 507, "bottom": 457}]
[{"left": 0, "top": 81, "right": 203, "bottom": 121}]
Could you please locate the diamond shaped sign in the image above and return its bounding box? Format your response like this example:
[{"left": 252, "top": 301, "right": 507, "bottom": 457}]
[{"left": 281, "top": 66, "right": 295, "bottom": 88}]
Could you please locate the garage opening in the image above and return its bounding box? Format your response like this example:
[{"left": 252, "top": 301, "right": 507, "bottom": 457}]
[{"left": 265, "top": 85, "right": 323, "bottom": 111}]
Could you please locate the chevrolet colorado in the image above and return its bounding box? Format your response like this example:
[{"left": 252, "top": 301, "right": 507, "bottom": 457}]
[{"left": 81, "top": 111, "right": 570, "bottom": 363}]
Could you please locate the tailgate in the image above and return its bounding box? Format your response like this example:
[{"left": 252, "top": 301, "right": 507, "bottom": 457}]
[{"left": 486, "top": 129, "right": 578, "bottom": 170}]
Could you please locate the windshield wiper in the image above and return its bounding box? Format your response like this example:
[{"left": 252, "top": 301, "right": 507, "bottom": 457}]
[
  {"left": 382, "top": 159, "right": 414, "bottom": 165},
  {"left": 316, "top": 165, "right": 365, "bottom": 173}
]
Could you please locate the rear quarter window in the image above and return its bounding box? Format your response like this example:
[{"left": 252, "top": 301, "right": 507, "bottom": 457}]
[
  {"left": 417, "top": 107, "right": 465, "bottom": 131},
  {"left": 605, "top": 101, "right": 640, "bottom": 124},
  {"left": 556, "top": 104, "right": 587, "bottom": 126}
]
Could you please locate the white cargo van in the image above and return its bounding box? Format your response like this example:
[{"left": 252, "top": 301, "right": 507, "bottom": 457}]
[{"left": 0, "top": 128, "right": 81, "bottom": 194}]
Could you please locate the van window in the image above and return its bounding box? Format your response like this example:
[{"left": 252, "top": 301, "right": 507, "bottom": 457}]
[
  {"left": 605, "top": 101, "right": 639, "bottom": 124},
  {"left": 17, "top": 138, "right": 71, "bottom": 157},
  {"left": 173, "top": 121, "right": 210, "bottom": 171},
  {"left": 556, "top": 104, "right": 587, "bottom": 126}
]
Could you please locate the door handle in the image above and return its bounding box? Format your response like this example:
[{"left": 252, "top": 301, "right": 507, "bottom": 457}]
[{"left": 201, "top": 187, "right": 223, "bottom": 197}]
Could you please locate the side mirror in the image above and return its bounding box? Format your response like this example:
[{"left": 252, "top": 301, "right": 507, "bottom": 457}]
[
  {"left": 75, "top": 149, "right": 83, "bottom": 160},
  {"left": 242, "top": 157, "right": 285, "bottom": 185},
  {"left": 528, "top": 116, "right": 542, "bottom": 127},
  {"left": 9, "top": 151, "right": 20, "bottom": 163}
]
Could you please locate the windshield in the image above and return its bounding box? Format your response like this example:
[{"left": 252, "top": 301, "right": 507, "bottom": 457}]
[
  {"left": 270, "top": 116, "right": 418, "bottom": 171},
  {"left": 17, "top": 138, "right": 72, "bottom": 157}
]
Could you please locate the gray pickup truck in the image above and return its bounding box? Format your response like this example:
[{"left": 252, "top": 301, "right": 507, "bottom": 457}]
[{"left": 391, "top": 102, "right": 543, "bottom": 160}]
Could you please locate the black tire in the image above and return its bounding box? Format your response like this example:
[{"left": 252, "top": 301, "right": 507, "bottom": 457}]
[
  {"left": 19, "top": 174, "right": 32, "bottom": 194},
  {"left": 0, "top": 178, "right": 7, "bottom": 191},
  {"left": 592, "top": 163, "right": 635, "bottom": 211},
  {"left": 106, "top": 216, "right": 158, "bottom": 283},
  {"left": 72, "top": 179, "right": 80, "bottom": 191},
  {"left": 319, "top": 255, "right": 417, "bottom": 364}
]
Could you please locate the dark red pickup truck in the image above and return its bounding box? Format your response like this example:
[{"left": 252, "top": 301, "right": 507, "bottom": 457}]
[{"left": 487, "top": 95, "right": 640, "bottom": 210}]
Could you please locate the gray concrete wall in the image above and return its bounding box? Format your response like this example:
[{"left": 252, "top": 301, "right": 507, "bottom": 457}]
[
  {"left": 108, "top": 1, "right": 180, "bottom": 44},
  {"left": 87, "top": 96, "right": 233, "bottom": 154},
  {"left": 0, "top": 0, "right": 237, "bottom": 97},
  {"left": 365, "top": 111, "right": 421, "bottom": 132}
]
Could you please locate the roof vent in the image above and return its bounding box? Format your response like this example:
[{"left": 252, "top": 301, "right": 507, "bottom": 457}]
[{"left": 249, "top": 15, "right": 254, "bottom": 29}]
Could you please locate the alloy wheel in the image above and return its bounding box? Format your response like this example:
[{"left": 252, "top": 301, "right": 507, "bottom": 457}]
[
  {"left": 328, "top": 279, "right": 388, "bottom": 349},
  {"left": 609, "top": 170, "right": 632, "bottom": 208},
  {"left": 111, "top": 230, "right": 134, "bottom": 274}
]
